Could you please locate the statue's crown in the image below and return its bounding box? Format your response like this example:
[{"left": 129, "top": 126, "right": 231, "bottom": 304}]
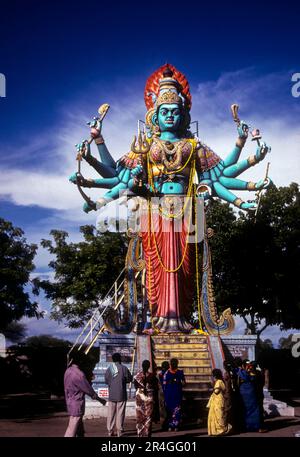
[{"left": 155, "top": 67, "right": 183, "bottom": 108}]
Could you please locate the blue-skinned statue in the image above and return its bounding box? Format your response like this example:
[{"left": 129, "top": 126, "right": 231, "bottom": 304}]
[{"left": 69, "top": 64, "right": 271, "bottom": 335}]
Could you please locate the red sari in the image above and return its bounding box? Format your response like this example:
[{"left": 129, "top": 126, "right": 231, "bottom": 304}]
[{"left": 141, "top": 199, "right": 195, "bottom": 333}]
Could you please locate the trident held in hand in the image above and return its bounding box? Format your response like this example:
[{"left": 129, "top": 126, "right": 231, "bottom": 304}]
[
  {"left": 76, "top": 103, "right": 110, "bottom": 172},
  {"left": 73, "top": 103, "right": 110, "bottom": 212},
  {"left": 250, "top": 128, "right": 271, "bottom": 218},
  {"left": 254, "top": 161, "right": 271, "bottom": 219},
  {"left": 231, "top": 103, "right": 271, "bottom": 215}
]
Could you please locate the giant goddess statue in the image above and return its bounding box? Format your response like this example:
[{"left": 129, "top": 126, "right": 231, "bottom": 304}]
[{"left": 70, "top": 64, "right": 271, "bottom": 335}]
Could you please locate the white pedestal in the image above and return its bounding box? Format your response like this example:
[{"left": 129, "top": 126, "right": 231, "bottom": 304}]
[
  {"left": 84, "top": 399, "right": 136, "bottom": 419},
  {"left": 263, "top": 388, "right": 295, "bottom": 417}
]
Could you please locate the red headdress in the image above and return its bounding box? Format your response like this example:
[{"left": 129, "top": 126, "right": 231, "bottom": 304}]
[{"left": 144, "top": 64, "right": 192, "bottom": 111}]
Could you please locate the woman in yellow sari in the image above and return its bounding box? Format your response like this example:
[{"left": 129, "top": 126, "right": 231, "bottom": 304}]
[{"left": 207, "top": 369, "right": 232, "bottom": 436}]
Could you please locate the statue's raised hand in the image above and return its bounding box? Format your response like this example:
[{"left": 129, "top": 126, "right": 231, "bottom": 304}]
[
  {"left": 76, "top": 141, "right": 91, "bottom": 159},
  {"left": 83, "top": 201, "right": 95, "bottom": 213},
  {"left": 255, "top": 177, "right": 272, "bottom": 190},
  {"left": 237, "top": 120, "right": 249, "bottom": 139},
  {"left": 87, "top": 117, "right": 102, "bottom": 139},
  {"left": 255, "top": 141, "right": 271, "bottom": 162},
  {"left": 69, "top": 172, "right": 77, "bottom": 184}
]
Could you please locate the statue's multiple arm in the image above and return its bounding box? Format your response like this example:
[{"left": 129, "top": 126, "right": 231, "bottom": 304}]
[
  {"left": 70, "top": 115, "right": 271, "bottom": 213},
  {"left": 222, "top": 120, "right": 248, "bottom": 167},
  {"left": 197, "top": 120, "right": 271, "bottom": 209},
  {"left": 69, "top": 122, "right": 144, "bottom": 212}
]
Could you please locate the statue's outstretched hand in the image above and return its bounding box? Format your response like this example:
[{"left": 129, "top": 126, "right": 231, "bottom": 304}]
[
  {"left": 76, "top": 141, "right": 91, "bottom": 159},
  {"left": 69, "top": 172, "right": 87, "bottom": 186},
  {"left": 87, "top": 117, "right": 102, "bottom": 139},
  {"left": 237, "top": 120, "right": 249, "bottom": 139},
  {"left": 69, "top": 172, "right": 77, "bottom": 184},
  {"left": 255, "top": 177, "right": 272, "bottom": 190},
  {"left": 83, "top": 201, "right": 95, "bottom": 213},
  {"left": 255, "top": 142, "right": 271, "bottom": 162},
  {"left": 131, "top": 164, "right": 143, "bottom": 177}
]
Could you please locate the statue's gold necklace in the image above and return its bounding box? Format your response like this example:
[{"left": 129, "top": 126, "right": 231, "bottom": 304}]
[{"left": 152, "top": 138, "right": 187, "bottom": 171}]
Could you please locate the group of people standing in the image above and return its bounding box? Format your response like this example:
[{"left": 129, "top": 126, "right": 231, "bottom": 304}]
[
  {"left": 134, "top": 357, "right": 186, "bottom": 437},
  {"left": 63, "top": 350, "right": 186, "bottom": 438},
  {"left": 64, "top": 350, "right": 266, "bottom": 438},
  {"left": 207, "top": 358, "right": 267, "bottom": 436}
]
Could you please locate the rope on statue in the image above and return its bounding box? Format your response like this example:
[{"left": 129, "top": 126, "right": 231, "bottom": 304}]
[{"left": 194, "top": 192, "right": 205, "bottom": 333}]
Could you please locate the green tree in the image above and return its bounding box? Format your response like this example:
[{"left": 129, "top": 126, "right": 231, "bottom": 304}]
[
  {"left": 258, "top": 338, "right": 273, "bottom": 350},
  {"left": 3, "top": 321, "right": 27, "bottom": 343},
  {"left": 0, "top": 218, "right": 41, "bottom": 334},
  {"left": 278, "top": 334, "right": 295, "bottom": 350},
  {"left": 38, "top": 225, "right": 127, "bottom": 327},
  {"left": 24, "top": 334, "right": 72, "bottom": 348},
  {"left": 6, "top": 335, "right": 74, "bottom": 395},
  {"left": 206, "top": 183, "right": 300, "bottom": 336}
]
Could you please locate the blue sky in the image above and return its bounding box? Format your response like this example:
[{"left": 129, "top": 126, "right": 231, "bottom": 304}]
[{"left": 0, "top": 0, "right": 300, "bottom": 343}]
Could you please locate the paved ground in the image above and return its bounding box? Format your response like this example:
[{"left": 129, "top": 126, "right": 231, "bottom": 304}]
[
  {"left": 0, "top": 394, "right": 300, "bottom": 438},
  {"left": 1, "top": 413, "right": 300, "bottom": 438}
]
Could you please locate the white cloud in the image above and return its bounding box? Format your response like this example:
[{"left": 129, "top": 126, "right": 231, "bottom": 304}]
[{"left": 191, "top": 68, "right": 300, "bottom": 192}]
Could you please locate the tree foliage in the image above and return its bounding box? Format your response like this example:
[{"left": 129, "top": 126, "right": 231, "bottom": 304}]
[
  {"left": 24, "top": 334, "right": 72, "bottom": 348},
  {"left": 0, "top": 218, "right": 41, "bottom": 333},
  {"left": 206, "top": 183, "right": 300, "bottom": 335},
  {"left": 38, "top": 226, "right": 127, "bottom": 327},
  {"left": 3, "top": 321, "right": 27, "bottom": 343},
  {"left": 278, "top": 334, "right": 296, "bottom": 350}
]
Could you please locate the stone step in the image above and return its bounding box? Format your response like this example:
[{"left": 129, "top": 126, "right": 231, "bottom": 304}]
[
  {"left": 162, "top": 359, "right": 211, "bottom": 368},
  {"left": 154, "top": 344, "right": 209, "bottom": 352},
  {"left": 181, "top": 367, "right": 212, "bottom": 375},
  {"left": 152, "top": 336, "right": 207, "bottom": 344},
  {"left": 153, "top": 343, "right": 209, "bottom": 351},
  {"left": 152, "top": 334, "right": 213, "bottom": 397},
  {"left": 182, "top": 389, "right": 210, "bottom": 400},
  {"left": 157, "top": 366, "right": 212, "bottom": 378},
  {"left": 185, "top": 378, "right": 211, "bottom": 384},
  {"left": 185, "top": 374, "right": 212, "bottom": 382},
  {"left": 183, "top": 382, "right": 212, "bottom": 391},
  {"left": 154, "top": 351, "right": 210, "bottom": 360}
]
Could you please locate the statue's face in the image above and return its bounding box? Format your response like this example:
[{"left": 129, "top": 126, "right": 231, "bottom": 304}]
[{"left": 157, "top": 103, "right": 182, "bottom": 132}]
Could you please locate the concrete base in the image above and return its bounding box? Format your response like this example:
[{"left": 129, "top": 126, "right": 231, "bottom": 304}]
[
  {"left": 221, "top": 335, "right": 257, "bottom": 361},
  {"left": 84, "top": 399, "right": 136, "bottom": 419},
  {"left": 263, "top": 389, "right": 295, "bottom": 417}
]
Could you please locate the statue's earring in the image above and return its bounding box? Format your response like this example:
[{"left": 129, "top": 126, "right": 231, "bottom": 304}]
[
  {"left": 153, "top": 124, "right": 161, "bottom": 136},
  {"left": 145, "top": 108, "right": 160, "bottom": 137},
  {"left": 151, "top": 112, "right": 160, "bottom": 136}
]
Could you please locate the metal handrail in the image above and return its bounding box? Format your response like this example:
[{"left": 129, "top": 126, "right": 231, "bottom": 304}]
[
  {"left": 68, "top": 267, "right": 125, "bottom": 356},
  {"left": 84, "top": 270, "right": 141, "bottom": 354},
  {"left": 68, "top": 268, "right": 141, "bottom": 355}
]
